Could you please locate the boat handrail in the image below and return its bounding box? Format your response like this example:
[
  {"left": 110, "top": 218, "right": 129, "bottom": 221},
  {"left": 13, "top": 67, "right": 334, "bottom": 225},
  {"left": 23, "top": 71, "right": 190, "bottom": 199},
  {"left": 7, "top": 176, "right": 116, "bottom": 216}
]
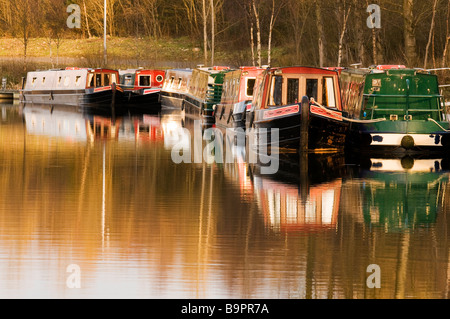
[
  {"left": 365, "top": 107, "right": 444, "bottom": 112},
  {"left": 364, "top": 94, "right": 443, "bottom": 98}
]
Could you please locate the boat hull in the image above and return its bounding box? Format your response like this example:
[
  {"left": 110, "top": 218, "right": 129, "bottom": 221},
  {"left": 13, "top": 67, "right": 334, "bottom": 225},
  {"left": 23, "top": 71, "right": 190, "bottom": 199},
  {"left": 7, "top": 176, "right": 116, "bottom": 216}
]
[
  {"left": 347, "top": 120, "right": 450, "bottom": 155},
  {"left": 160, "top": 91, "right": 185, "bottom": 109},
  {"left": 183, "top": 94, "right": 214, "bottom": 125},
  {"left": 249, "top": 104, "right": 349, "bottom": 152},
  {"left": 215, "top": 102, "right": 248, "bottom": 131},
  {"left": 22, "top": 87, "right": 124, "bottom": 109},
  {"left": 123, "top": 88, "right": 161, "bottom": 110}
]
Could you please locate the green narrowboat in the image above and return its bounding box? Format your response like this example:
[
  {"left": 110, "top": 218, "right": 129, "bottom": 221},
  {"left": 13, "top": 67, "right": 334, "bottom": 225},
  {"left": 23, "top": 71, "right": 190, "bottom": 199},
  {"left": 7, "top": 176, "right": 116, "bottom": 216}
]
[
  {"left": 183, "top": 66, "right": 230, "bottom": 125},
  {"left": 346, "top": 66, "right": 450, "bottom": 155}
]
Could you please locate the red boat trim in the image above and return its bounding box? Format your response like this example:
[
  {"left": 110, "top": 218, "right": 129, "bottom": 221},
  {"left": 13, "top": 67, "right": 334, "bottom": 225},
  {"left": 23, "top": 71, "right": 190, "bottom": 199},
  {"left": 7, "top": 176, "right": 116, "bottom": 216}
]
[
  {"left": 310, "top": 105, "right": 343, "bottom": 121},
  {"left": 143, "top": 89, "right": 161, "bottom": 95},
  {"left": 94, "top": 86, "right": 112, "bottom": 93},
  {"left": 263, "top": 105, "right": 299, "bottom": 119}
]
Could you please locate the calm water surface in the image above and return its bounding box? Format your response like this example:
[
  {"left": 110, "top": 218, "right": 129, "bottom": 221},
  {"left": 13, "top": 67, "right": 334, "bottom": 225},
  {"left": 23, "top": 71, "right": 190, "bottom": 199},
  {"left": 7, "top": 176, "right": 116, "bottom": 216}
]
[{"left": 0, "top": 102, "right": 448, "bottom": 299}]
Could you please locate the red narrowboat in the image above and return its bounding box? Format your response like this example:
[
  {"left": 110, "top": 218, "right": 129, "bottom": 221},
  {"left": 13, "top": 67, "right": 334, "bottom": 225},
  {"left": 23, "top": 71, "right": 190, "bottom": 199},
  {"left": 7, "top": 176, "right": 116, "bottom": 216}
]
[
  {"left": 246, "top": 66, "right": 349, "bottom": 152},
  {"left": 119, "top": 69, "right": 165, "bottom": 108}
]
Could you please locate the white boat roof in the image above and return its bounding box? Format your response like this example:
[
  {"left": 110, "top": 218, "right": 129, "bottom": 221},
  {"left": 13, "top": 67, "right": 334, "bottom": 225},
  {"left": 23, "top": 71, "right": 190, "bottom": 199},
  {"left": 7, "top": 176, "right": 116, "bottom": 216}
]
[{"left": 24, "top": 69, "right": 89, "bottom": 91}]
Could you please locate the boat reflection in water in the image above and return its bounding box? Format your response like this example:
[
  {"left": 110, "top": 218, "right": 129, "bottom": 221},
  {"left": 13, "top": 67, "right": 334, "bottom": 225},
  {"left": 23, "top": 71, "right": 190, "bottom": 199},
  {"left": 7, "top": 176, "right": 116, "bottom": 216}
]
[
  {"left": 246, "top": 152, "right": 347, "bottom": 233},
  {"left": 22, "top": 103, "right": 169, "bottom": 144},
  {"left": 355, "top": 156, "right": 450, "bottom": 232}
]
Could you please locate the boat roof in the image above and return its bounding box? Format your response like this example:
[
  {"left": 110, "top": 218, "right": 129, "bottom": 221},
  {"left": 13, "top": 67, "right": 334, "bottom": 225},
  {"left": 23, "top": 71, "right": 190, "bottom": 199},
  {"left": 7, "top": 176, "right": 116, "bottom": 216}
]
[
  {"left": 268, "top": 66, "right": 339, "bottom": 75},
  {"left": 119, "top": 69, "right": 165, "bottom": 75}
]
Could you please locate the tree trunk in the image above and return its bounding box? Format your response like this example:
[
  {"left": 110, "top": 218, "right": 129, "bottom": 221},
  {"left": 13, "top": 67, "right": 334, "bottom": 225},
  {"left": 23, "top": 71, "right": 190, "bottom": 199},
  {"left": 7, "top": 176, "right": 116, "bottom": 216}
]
[
  {"left": 442, "top": 0, "right": 450, "bottom": 68},
  {"left": 211, "top": 0, "right": 215, "bottom": 66},
  {"left": 250, "top": 21, "right": 255, "bottom": 66},
  {"left": 354, "top": 1, "right": 366, "bottom": 66},
  {"left": 338, "top": 5, "right": 351, "bottom": 67},
  {"left": 267, "top": 0, "right": 275, "bottom": 67},
  {"left": 403, "top": 0, "right": 417, "bottom": 66},
  {"left": 83, "top": 0, "right": 92, "bottom": 38},
  {"left": 315, "top": 0, "right": 325, "bottom": 67},
  {"left": 252, "top": 0, "right": 262, "bottom": 67},
  {"left": 203, "top": 0, "right": 208, "bottom": 65},
  {"left": 424, "top": 0, "right": 438, "bottom": 69}
]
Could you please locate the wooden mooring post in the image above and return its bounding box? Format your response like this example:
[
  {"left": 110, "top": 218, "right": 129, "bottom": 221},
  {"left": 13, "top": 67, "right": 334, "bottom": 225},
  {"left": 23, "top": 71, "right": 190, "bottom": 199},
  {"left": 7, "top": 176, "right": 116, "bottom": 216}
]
[{"left": 299, "top": 96, "right": 310, "bottom": 201}]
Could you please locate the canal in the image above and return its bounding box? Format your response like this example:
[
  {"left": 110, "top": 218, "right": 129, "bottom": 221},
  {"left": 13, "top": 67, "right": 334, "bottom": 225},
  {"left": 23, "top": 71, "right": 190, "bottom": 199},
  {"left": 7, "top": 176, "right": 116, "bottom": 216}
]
[{"left": 0, "top": 102, "right": 448, "bottom": 299}]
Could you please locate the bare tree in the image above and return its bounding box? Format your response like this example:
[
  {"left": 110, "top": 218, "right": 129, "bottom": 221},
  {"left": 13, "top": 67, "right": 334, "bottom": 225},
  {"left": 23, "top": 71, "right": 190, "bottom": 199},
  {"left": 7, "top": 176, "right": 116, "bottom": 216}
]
[
  {"left": 403, "top": 0, "right": 417, "bottom": 66},
  {"left": 211, "top": 0, "right": 215, "bottom": 66},
  {"left": 286, "top": 0, "right": 312, "bottom": 64},
  {"left": 267, "top": 0, "right": 285, "bottom": 66},
  {"left": 315, "top": 0, "right": 326, "bottom": 67},
  {"left": 252, "top": 0, "right": 262, "bottom": 67},
  {"left": 10, "top": 0, "right": 37, "bottom": 70},
  {"left": 337, "top": 1, "right": 352, "bottom": 67},
  {"left": 442, "top": 0, "right": 450, "bottom": 68},
  {"left": 424, "top": 0, "right": 439, "bottom": 69}
]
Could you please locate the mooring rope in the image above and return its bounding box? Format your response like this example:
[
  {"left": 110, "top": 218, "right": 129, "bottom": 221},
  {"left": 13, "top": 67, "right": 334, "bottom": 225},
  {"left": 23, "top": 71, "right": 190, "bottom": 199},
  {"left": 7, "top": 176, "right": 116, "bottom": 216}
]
[
  {"left": 427, "top": 118, "right": 450, "bottom": 132},
  {"left": 311, "top": 101, "right": 387, "bottom": 123}
]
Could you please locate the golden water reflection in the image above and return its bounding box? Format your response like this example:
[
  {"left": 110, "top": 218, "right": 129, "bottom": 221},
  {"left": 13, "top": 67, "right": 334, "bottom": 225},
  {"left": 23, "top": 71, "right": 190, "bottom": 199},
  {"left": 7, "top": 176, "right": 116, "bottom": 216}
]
[{"left": 0, "top": 103, "right": 448, "bottom": 299}]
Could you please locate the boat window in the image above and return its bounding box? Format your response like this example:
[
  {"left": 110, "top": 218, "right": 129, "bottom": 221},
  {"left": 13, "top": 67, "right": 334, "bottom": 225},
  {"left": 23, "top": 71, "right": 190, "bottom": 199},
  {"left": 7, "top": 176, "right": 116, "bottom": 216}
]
[
  {"left": 269, "top": 75, "right": 283, "bottom": 106},
  {"left": 32, "top": 77, "right": 37, "bottom": 85},
  {"left": 42, "top": 77, "right": 46, "bottom": 84},
  {"left": 177, "top": 77, "right": 182, "bottom": 89},
  {"left": 322, "top": 77, "right": 336, "bottom": 108},
  {"left": 170, "top": 76, "right": 175, "bottom": 88},
  {"left": 124, "top": 75, "right": 133, "bottom": 86},
  {"left": 306, "top": 79, "right": 318, "bottom": 101},
  {"left": 95, "top": 74, "right": 102, "bottom": 87},
  {"left": 287, "top": 78, "right": 299, "bottom": 104},
  {"left": 88, "top": 73, "right": 94, "bottom": 88},
  {"left": 104, "top": 74, "right": 110, "bottom": 86},
  {"left": 75, "top": 76, "right": 81, "bottom": 86},
  {"left": 111, "top": 73, "right": 117, "bottom": 84},
  {"left": 246, "top": 78, "right": 256, "bottom": 97},
  {"left": 58, "top": 77, "right": 62, "bottom": 85},
  {"left": 139, "top": 75, "right": 151, "bottom": 87}
]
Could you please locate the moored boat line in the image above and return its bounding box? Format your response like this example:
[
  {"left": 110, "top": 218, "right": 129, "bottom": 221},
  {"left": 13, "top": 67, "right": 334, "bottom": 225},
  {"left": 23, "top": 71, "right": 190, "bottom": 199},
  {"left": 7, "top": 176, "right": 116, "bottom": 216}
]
[{"left": 17, "top": 63, "right": 450, "bottom": 156}]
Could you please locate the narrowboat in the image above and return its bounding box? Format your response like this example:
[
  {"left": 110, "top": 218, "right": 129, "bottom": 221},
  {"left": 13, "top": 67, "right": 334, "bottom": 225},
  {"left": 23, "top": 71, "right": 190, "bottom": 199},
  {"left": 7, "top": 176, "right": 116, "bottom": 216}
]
[
  {"left": 215, "top": 66, "right": 265, "bottom": 130},
  {"left": 21, "top": 68, "right": 124, "bottom": 108},
  {"left": 119, "top": 69, "right": 165, "bottom": 108},
  {"left": 246, "top": 66, "right": 349, "bottom": 152},
  {"left": 159, "top": 68, "right": 193, "bottom": 109},
  {"left": 346, "top": 65, "right": 450, "bottom": 155},
  {"left": 183, "top": 66, "right": 230, "bottom": 125}
]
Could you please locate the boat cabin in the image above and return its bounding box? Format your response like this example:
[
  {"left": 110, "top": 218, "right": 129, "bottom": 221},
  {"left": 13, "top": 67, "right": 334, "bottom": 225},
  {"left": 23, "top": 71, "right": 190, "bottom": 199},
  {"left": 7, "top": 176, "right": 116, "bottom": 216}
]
[
  {"left": 220, "top": 66, "right": 265, "bottom": 106},
  {"left": 25, "top": 68, "right": 119, "bottom": 91},
  {"left": 119, "top": 69, "right": 165, "bottom": 90},
  {"left": 359, "top": 69, "right": 445, "bottom": 122},
  {"left": 183, "top": 66, "right": 230, "bottom": 123},
  {"left": 252, "top": 66, "right": 342, "bottom": 111},
  {"left": 161, "top": 69, "right": 193, "bottom": 95},
  {"left": 215, "top": 66, "right": 265, "bottom": 129},
  {"left": 22, "top": 68, "right": 122, "bottom": 106}
]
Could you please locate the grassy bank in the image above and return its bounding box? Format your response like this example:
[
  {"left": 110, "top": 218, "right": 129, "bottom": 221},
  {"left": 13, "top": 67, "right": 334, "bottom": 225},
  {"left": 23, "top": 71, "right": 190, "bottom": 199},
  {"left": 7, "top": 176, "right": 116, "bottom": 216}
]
[{"left": 0, "top": 36, "right": 260, "bottom": 89}]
